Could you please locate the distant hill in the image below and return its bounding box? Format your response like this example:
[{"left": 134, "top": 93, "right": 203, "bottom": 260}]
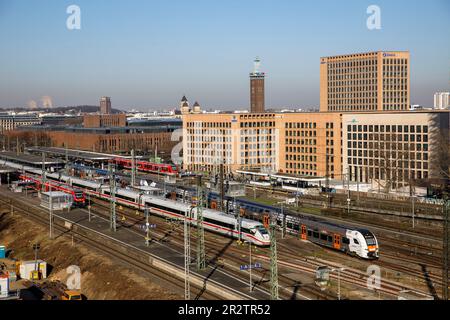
[{"left": 1, "top": 105, "right": 125, "bottom": 114}]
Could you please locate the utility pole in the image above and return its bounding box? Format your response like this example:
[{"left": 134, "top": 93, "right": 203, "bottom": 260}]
[
  {"left": 443, "top": 198, "right": 449, "bottom": 300},
  {"left": 269, "top": 213, "right": 279, "bottom": 300},
  {"left": 184, "top": 207, "right": 192, "bottom": 300},
  {"left": 65, "top": 145, "right": 69, "bottom": 175},
  {"left": 236, "top": 197, "right": 242, "bottom": 243},
  {"left": 281, "top": 203, "right": 286, "bottom": 239},
  {"left": 145, "top": 205, "right": 150, "bottom": 246},
  {"left": 109, "top": 163, "right": 117, "bottom": 232},
  {"left": 49, "top": 186, "right": 53, "bottom": 239},
  {"left": 131, "top": 149, "right": 136, "bottom": 187},
  {"left": 88, "top": 193, "right": 91, "bottom": 222},
  {"left": 196, "top": 175, "right": 206, "bottom": 271},
  {"left": 41, "top": 152, "right": 46, "bottom": 193},
  {"left": 219, "top": 163, "right": 225, "bottom": 212}
]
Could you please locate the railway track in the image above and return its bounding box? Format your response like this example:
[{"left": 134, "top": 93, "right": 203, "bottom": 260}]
[
  {"left": 89, "top": 200, "right": 329, "bottom": 300},
  {"left": 0, "top": 195, "right": 232, "bottom": 300},
  {"left": 90, "top": 197, "right": 439, "bottom": 299}
]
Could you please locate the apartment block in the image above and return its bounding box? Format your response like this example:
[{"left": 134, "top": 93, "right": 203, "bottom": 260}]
[{"left": 320, "top": 51, "right": 410, "bottom": 112}]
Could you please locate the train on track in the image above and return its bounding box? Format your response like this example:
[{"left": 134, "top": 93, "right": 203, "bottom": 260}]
[
  {"left": 3, "top": 160, "right": 269, "bottom": 246},
  {"left": 113, "top": 158, "right": 179, "bottom": 176},
  {"left": 281, "top": 215, "right": 379, "bottom": 259},
  {"left": 19, "top": 174, "right": 86, "bottom": 207},
  {"left": 203, "top": 188, "right": 379, "bottom": 259},
  {"left": 3, "top": 158, "right": 378, "bottom": 256}
]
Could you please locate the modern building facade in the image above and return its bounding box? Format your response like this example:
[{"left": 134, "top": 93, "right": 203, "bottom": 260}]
[
  {"left": 183, "top": 113, "right": 278, "bottom": 174},
  {"left": 0, "top": 114, "right": 41, "bottom": 134},
  {"left": 182, "top": 110, "right": 449, "bottom": 189},
  {"left": 100, "top": 96, "right": 112, "bottom": 114},
  {"left": 434, "top": 92, "right": 450, "bottom": 109},
  {"left": 250, "top": 57, "right": 265, "bottom": 113},
  {"left": 342, "top": 111, "right": 449, "bottom": 190},
  {"left": 320, "top": 51, "right": 410, "bottom": 112}
]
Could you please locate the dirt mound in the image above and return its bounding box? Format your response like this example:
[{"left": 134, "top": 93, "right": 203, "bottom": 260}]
[{"left": 0, "top": 210, "right": 182, "bottom": 300}]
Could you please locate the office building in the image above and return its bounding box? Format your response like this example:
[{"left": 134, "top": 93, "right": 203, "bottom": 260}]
[
  {"left": 434, "top": 92, "right": 450, "bottom": 109},
  {"left": 320, "top": 51, "right": 410, "bottom": 112}
]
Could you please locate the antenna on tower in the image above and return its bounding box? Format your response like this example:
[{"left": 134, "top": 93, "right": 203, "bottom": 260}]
[{"left": 253, "top": 57, "right": 261, "bottom": 74}]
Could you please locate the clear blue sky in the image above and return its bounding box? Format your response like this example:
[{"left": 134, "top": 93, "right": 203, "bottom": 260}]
[{"left": 0, "top": 0, "right": 449, "bottom": 110}]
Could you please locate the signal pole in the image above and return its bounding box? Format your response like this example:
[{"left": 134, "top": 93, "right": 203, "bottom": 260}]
[
  {"left": 219, "top": 163, "right": 225, "bottom": 212},
  {"left": 49, "top": 185, "right": 53, "bottom": 239},
  {"left": 131, "top": 149, "right": 136, "bottom": 187},
  {"left": 236, "top": 197, "right": 242, "bottom": 243},
  {"left": 65, "top": 145, "right": 69, "bottom": 175},
  {"left": 184, "top": 207, "right": 192, "bottom": 300},
  {"left": 443, "top": 198, "right": 449, "bottom": 300},
  {"left": 109, "top": 163, "right": 117, "bottom": 232},
  {"left": 196, "top": 175, "right": 206, "bottom": 271},
  {"left": 269, "top": 213, "right": 279, "bottom": 300},
  {"left": 41, "top": 152, "right": 46, "bottom": 193},
  {"left": 145, "top": 205, "right": 150, "bottom": 246}
]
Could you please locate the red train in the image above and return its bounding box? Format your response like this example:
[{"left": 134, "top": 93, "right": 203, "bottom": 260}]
[
  {"left": 19, "top": 174, "right": 86, "bottom": 207},
  {"left": 113, "top": 158, "right": 179, "bottom": 175}
]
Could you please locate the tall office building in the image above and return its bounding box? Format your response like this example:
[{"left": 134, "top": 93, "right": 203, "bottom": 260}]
[
  {"left": 100, "top": 96, "right": 112, "bottom": 114},
  {"left": 250, "top": 57, "right": 265, "bottom": 113},
  {"left": 320, "top": 51, "right": 410, "bottom": 112},
  {"left": 434, "top": 92, "right": 450, "bottom": 109}
]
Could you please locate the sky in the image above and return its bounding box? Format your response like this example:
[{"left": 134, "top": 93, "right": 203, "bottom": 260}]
[{"left": 0, "top": 0, "right": 449, "bottom": 110}]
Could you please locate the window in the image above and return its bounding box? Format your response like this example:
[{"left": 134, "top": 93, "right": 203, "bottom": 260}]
[{"left": 353, "top": 238, "right": 359, "bottom": 245}]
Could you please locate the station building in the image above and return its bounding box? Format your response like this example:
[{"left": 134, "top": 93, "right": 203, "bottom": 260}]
[{"left": 182, "top": 110, "right": 449, "bottom": 190}]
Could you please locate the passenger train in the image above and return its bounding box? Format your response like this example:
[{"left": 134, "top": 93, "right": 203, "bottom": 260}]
[
  {"left": 2, "top": 158, "right": 378, "bottom": 256},
  {"left": 3, "top": 159, "right": 269, "bottom": 246},
  {"left": 280, "top": 214, "right": 378, "bottom": 259},
  {"left": 113, "top": 158, "right": 179, "bottom": 176},
  {"left": 19, "top": 174, "right": 86, "bottom": 207},
  {"left": 207, "top": 191, "right": 379, "bottom": 259}
]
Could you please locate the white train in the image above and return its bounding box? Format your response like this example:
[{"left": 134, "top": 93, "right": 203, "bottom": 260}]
[
  {"left": 281, "top": 214, "right": 379, "bottom": 259},
  {"left": 2, "top": 159, "right": 270, "bottom": 246}
]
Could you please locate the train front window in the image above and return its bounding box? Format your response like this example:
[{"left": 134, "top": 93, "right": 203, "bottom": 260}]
[
  {"left": 256, "top": 226, "right": 268, "bottom": 235},
  {"left": 365, "top": 237, "right": 376, "bottom": 245}
]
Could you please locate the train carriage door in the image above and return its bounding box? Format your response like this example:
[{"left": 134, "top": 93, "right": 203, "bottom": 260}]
[
  {"left": 301, "top": 225, "right": 307, "bottom": 240},
  {"left": 263, "top": 215, "right": 270, "bottom": 229},
  {"left": 333, "top": 234, "right": 341, "bottom": 250}
]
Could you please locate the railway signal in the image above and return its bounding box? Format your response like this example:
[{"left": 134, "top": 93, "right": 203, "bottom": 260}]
[
  {"left": 443, "top": 198, "right": 449, "bottom": 300},
  {"left": 109, "top": 163, "right": 117, "bottom": 232},
  {"left": 196, "top": 175, "right": 206, "bottom": 271},
  {"left": 269, "top": 213, "right": 279, "bottom": 300}
]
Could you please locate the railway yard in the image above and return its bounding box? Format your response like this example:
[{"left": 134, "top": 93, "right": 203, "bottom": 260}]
[{"left": 0, "top": 148, "right": 448, "bottom": 301}]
